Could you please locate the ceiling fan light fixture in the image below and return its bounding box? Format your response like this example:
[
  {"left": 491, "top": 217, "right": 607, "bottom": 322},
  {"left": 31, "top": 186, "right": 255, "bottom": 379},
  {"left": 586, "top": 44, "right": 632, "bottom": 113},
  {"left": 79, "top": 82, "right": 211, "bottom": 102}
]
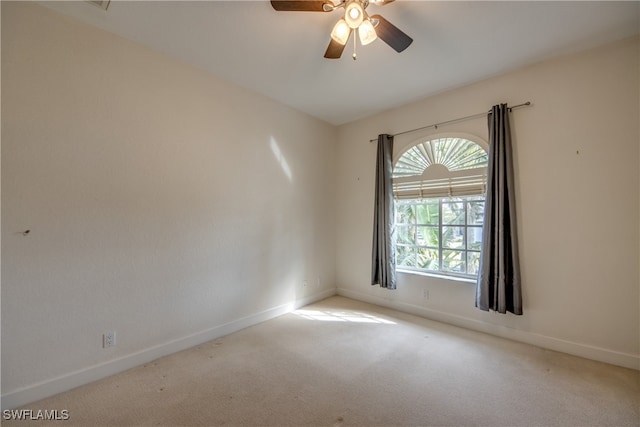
[
  {"left": 358, "top": 19, "right": 377, "bottom": 45},
  {"left": 344, "top": 2, "right": 364, "bottom": 28},
  {"left": 270, "top": 0, "right": 412, "bottom": 59},
  {"left": 330, "top": 18, "right": 350, "bottom": 45}
]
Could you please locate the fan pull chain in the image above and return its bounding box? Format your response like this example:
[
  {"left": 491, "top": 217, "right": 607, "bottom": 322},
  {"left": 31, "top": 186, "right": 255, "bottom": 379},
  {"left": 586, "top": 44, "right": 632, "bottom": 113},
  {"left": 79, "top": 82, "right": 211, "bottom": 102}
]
[{"left": 352, "top": 32, "right": 357, "bottom": 60}]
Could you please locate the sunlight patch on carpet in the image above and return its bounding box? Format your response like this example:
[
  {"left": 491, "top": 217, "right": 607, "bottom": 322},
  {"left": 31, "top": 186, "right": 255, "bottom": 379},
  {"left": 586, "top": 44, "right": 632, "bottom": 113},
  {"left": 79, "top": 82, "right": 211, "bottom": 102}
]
[{"left": 293, "top": 309, "right": 396, "bottom": 324}]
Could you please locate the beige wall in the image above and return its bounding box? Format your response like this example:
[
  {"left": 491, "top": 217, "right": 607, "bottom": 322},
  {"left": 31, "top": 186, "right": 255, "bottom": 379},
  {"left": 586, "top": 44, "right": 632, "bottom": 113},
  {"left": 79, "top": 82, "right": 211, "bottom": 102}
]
[
  {"left": 1, "top": 2, "right": 337, "bottom": 407},
  {"left": 336, "top": 36, "right": 640, "bottom": 369}
]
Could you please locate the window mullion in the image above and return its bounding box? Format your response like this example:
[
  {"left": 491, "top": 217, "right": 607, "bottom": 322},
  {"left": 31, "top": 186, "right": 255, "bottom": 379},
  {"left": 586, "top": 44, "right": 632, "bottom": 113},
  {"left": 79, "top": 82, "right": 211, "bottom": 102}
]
[
  {"left": 413, "top": 202, "right": 418, "bottom": 268},
  {"left": 438, "top": 198, "right": 443, "bottom": 272},
  {"left": 463, "top": 200, "right": 468, "bottom": 274}
]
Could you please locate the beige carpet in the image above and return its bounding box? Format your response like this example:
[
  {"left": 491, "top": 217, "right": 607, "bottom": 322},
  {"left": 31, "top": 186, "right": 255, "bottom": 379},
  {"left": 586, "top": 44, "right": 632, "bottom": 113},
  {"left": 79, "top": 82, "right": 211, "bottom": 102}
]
[{"left": 4, "top": 296, "right": 639, "bottom": 426}]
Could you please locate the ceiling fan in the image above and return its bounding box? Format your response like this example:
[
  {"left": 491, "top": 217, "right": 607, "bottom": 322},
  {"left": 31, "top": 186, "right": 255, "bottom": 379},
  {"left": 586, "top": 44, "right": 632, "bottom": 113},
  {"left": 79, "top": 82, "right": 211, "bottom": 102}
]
[{"left": 270, "top": 0, "right": 413, "bottom": 60}]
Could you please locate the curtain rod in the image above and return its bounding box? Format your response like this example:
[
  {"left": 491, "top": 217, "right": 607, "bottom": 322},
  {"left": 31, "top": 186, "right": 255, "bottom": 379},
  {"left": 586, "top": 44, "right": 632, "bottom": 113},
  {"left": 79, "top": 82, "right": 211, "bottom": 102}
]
[{"left": 369, "top": 101, "right": 532, "bottom": 143}]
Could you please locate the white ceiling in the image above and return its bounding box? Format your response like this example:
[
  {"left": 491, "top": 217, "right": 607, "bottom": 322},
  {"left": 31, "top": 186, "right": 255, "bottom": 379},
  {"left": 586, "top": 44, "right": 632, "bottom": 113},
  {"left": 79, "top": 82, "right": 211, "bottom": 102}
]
[{"left": 42, "top": 1, "right": 640, "bottom": 125}]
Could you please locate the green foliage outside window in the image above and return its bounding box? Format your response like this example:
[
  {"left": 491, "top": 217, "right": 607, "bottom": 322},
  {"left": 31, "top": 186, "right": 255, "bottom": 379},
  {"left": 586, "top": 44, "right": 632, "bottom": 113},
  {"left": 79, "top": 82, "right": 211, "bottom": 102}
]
[{"left": 395, "top": 196, "right": 484, "bottom": 278}]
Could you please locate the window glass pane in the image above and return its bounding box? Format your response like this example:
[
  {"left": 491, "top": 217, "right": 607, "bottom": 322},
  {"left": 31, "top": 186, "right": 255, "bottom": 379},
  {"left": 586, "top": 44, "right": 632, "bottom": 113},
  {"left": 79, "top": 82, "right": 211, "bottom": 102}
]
[
  {"left": 397, "top": 246, "right": 416, "bottom": 268},
  {"left": 394, "top": 195, "right": 484, "bottom": 278},
  {"left": 415, "top": 202, "right": 439, "bottom": 225},
  {"left": 417, "top": 247, "right": 439, "bottom": 270},
  {"left": 467, "top": 200, "right": 485, "bottom": 225},
  {"left": 442, "top": 202, "right": 465, "bottom": 225},
  {"left": 442, "top": 226, "right": 464, "bottom": 249},
  {"left": 416, "top": 226, "right": 438, "bottom": 247},
  {"left": 396, "top": 225, "right": 415, "bottom": 245},
  {"left": 442, "top": 250, "right": 465, "bottom": 273},
  {"left": 396, "top": 202, "right": 415, "bottom": 224},
  {"left": 468, "top": 226, "right": 483, "bottom": 250},
  {"left": 467, "top": 251, "right": 481, "bottom": 275}
]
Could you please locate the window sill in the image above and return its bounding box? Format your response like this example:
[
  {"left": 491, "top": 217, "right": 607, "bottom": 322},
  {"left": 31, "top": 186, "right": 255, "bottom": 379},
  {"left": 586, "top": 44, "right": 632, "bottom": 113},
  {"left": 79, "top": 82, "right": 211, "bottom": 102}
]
[{"left": 396, "top": 268, "right": 476, "bottom": 284}]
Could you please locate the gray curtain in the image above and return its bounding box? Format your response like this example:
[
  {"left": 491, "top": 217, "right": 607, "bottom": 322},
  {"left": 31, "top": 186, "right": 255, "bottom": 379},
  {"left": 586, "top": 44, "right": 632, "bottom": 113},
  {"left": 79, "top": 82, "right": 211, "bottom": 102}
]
[
  {"left": 476, "top": 104, "right": 522, "bottom": 314},
  {"left": 371, "top": 134, "right": 397, "bottom": 289}
]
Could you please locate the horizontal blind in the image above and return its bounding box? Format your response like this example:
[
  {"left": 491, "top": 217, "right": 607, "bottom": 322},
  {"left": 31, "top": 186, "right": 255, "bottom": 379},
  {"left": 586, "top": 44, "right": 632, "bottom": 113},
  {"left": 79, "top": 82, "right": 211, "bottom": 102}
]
[{"left": 393, "top": 167, "right": 486, "bottom": 200}]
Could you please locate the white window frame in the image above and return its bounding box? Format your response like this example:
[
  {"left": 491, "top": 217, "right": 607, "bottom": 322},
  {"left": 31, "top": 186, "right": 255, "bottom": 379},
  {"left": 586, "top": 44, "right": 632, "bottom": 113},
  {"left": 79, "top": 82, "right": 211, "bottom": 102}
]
[
  {"left": 395, "top": 196, "right": 485, "bottom": 279},
  {"left": 392, "top": 133, "right": 488, "bottom": 280}
]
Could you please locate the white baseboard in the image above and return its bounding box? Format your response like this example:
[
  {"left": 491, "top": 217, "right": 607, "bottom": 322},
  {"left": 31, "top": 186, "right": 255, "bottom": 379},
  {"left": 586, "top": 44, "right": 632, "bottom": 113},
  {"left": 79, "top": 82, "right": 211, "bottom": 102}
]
[
  {"left": 1, "top": 288, "right": 336, "bottom": 410},
  {"left": 337, "top": 287, "right": 640, "bottom": 371}
]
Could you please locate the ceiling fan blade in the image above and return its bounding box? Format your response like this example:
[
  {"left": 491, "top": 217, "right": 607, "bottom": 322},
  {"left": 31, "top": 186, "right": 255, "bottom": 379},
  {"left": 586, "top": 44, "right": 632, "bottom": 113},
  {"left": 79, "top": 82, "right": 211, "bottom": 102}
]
[
  {"left": 324, "top": 36, "right": 349, "bottom": 59},
  {"left": 370, "top": 14, "right": 413, "bottom": 53},
  {"left": 370, "top": 0, "right": 395, "bottom": 5},
  {"left": 270, "top": 1, "right": 331, "bottom": 12}
]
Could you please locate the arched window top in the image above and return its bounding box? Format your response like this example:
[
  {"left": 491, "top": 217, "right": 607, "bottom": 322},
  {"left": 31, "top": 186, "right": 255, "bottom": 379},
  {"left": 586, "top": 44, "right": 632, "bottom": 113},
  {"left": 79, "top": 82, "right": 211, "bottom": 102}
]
[
  {"left": 392, "top": 135, "right": 488, "bottom": 200},
  {"left": 393, "top": 136, "right": 488, "bottom": 178}
]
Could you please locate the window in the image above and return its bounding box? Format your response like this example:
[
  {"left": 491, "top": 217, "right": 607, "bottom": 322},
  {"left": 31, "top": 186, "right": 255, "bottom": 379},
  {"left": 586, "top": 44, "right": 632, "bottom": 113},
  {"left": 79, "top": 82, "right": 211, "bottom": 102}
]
[{"left": 392, "top": 136, "right": 488, "bottom": 279}]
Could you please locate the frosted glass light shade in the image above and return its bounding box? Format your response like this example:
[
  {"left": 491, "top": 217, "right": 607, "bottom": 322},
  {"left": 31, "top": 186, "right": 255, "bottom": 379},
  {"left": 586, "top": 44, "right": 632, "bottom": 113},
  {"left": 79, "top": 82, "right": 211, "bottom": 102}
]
[
  {"left": 358, "top": 20, "right": 377, "bottom": 45},
  {"left": 344, "top": 2, "right": 364, "bottom": 28},
  {"left": 330, "top": 19, "right": 350, "bottom": 45}
]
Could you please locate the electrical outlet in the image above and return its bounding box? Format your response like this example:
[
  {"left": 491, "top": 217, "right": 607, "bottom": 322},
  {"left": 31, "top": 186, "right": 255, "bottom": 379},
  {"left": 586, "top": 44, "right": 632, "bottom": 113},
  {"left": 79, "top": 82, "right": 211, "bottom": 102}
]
[
  {"left": 423, "top": 289, "right": 430, "bottom": 301},
  {"left": 303, "top": 281, "right": 308, "bottom": 288},
  {"left": 103, "top": 331, "right": 116, "bottom": 348}
]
